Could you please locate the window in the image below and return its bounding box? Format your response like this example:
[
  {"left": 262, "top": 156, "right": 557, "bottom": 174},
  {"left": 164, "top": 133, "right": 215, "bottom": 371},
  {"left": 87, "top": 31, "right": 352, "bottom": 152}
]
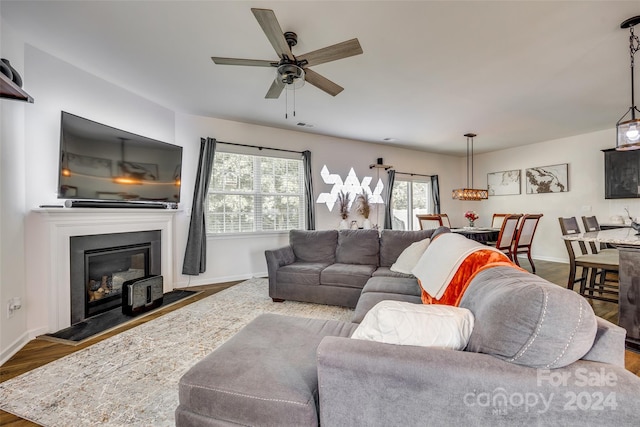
[
  {"left": 206, "top": 151, "right": 305, "bottom": 234},
  {"left": 390, "top": 179, "right": 432, "bottom": 230}
]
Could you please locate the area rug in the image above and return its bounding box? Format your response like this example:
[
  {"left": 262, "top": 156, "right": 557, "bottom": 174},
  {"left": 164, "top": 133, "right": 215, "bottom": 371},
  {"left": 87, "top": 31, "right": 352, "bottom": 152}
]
[
  {"left": 41, "top": 289, "right": 199, "bottom": 344},
  {"left": 0, "top": 278, "right": 354, "bottom": 426}
]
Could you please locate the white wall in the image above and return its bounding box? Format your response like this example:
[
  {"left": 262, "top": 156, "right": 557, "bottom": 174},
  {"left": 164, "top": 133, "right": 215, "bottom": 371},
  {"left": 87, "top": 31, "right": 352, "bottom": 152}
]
[
  {"left": 471, "top": 130, "right": 640, "bottom": 262},
  {"left": 0, "top": 18, "right": 28, "bottom": 363},
  {"left": 174, "top": 114, "right": 461, "bottom": 287}
]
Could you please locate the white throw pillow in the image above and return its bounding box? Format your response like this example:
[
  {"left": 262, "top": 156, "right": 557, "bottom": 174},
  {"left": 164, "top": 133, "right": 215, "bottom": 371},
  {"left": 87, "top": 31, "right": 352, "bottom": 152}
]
[
  {"left": 389, "top": 238, "right": 431, "bottom": 274},
  {"left": 351, "top": 300, "right": 474, "bottom": 350}
]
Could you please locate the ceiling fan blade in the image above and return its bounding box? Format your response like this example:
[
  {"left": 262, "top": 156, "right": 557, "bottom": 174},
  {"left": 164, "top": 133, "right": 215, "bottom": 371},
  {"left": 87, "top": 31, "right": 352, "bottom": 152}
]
[
  {"left": 265, "top": 79, "right": 285, "bottom": 99},
  {"left": 304, "top": 68, "right": 344, "bottom": 96},
  {"left": 211, "top": 57, "right": 276, "bottom": 67},
  {"left": 297, "top": 39, "right": 363, "bottom": 67},
  {"left": 251, "top": 8, "right": 293, "bottom": 59}
]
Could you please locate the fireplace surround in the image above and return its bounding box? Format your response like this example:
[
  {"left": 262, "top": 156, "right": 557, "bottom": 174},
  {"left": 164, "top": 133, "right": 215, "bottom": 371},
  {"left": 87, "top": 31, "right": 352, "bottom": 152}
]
[{"left": 27, "top": 208, "right": 178, "bottom": 334}]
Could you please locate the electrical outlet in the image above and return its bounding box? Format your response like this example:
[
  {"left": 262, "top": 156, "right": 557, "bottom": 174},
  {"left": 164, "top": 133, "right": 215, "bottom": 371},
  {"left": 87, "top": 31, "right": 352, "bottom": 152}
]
[{"left": 6, "top": 297, "right": 22, "bottom": 318}]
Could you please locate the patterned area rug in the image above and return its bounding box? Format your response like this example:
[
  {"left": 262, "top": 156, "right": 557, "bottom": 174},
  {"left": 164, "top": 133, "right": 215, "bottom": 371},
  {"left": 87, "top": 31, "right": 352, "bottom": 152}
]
[{"left": 0, "top": 278, "right": 354, "bottom": 426}]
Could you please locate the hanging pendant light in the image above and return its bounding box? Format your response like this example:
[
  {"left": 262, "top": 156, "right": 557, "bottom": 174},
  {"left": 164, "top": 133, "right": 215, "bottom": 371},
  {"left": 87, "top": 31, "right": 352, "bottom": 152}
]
[
  {"left": 452, "top": 133, "right": 488, "bottom": 200},
  {"left": 616, "top": 16, "right": 640, "bottom": 151}
]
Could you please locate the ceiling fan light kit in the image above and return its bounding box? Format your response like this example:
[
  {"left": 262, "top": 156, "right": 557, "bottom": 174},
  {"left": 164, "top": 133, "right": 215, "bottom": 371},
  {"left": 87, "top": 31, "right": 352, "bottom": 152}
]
[
  {"left": 452, "top": 133, "right": 488, "bottom": 201},
  {"left": 617, "top": 15, "right": 640, "bottom": 151},
  {"left": 210, "top": 8, "right": 362, "bottom": 103}
]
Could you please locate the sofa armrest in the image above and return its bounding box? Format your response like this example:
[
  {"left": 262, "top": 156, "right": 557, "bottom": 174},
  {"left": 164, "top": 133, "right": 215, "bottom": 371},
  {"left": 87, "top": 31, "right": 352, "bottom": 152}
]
[
  {"left": 264, "top": 246, "right": 295, "bottom": 294},
  {"left": 317, "top": 337, "right": 640, "bottom": 427}
]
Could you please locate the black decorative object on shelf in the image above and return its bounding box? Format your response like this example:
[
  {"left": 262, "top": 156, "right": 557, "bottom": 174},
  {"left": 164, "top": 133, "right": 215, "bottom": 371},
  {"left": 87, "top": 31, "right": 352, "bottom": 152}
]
[
  {"left": 1, "top": 58, "right": 22, "bottom": 87},
  {"left": 0, "top": 60, "right": 13, "bottom": 81}
]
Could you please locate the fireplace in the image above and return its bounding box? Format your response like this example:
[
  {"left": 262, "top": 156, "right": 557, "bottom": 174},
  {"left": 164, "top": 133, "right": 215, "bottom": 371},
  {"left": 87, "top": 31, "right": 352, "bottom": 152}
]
[{"left": 70, "top": 230, "right": 161, "bottom": 325}]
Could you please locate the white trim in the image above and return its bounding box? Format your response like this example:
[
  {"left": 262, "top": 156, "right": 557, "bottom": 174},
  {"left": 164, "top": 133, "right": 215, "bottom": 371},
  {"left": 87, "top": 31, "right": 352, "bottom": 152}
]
[{"left": 0, "top": 331, "right": 30, "bottom": 366}]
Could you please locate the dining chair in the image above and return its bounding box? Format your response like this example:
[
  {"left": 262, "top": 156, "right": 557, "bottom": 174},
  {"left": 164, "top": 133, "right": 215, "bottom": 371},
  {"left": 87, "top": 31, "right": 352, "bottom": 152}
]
[
  {"left": 491, "top": 213, "right": 508, "bottom": 229},
  {"left": 558, "top": 217, "right": 619, "bottom": 303},
  {"left": 416, "top": 214, "right": 442, "bottom": 230},
  {"left": 581, "top": 216, "right": 616, "bottom": 254},
  {"left": 494, "top": 214, "right": 523, "bottom": 261},
  {"left": 512, "top": 214, "right": 543, "bottom": 272},
  {"left": 438, "top": 213, "right": 451, "bottom": 228}
]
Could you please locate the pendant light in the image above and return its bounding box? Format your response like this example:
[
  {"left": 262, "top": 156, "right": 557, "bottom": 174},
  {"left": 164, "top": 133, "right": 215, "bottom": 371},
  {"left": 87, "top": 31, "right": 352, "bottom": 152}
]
[
  {"left": 452, "top": 133, "right": 488, "bottom": 200},
  {"left": 616, "top": 16, "right": 640, "bottom": 151}
]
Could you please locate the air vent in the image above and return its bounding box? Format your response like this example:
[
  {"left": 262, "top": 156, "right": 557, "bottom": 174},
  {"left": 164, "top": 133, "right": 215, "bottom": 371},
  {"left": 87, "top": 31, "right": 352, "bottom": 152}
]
[{"left": 296, "top": 122, "right": 314, "bottom": 128}]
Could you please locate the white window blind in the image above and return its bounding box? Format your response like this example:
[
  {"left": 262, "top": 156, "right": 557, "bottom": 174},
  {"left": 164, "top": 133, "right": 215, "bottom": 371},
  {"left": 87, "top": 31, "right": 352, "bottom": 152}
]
[{"left": 206, "top": 151, "right": 305, "bottom": 234}]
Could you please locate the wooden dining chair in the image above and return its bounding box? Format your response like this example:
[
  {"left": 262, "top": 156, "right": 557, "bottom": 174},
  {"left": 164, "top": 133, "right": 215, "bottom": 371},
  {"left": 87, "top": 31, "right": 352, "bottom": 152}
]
[
  {"left": 491, "top": 213, "right": 508, "bottom": 229},
  {"left": 438, "top": 213, "right": 451, "bottom": 228},
  {"left": 512, "top": 214, "right": 543, "bottom": 272},
  {"left": 581, "top": 216, "right": 616, "bottom": 254},
  {"left": 494, "top": 214, "right": 522, "bottom": 260},
  {"left": 416, "top": 214, "right": 442, "bottom": 230},
  {"left": 558, "top": 217, "right": 619, "bottom": 303}
]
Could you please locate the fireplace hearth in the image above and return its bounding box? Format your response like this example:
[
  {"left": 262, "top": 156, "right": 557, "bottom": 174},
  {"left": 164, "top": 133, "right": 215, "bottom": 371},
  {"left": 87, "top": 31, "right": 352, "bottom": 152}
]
[{"left": 70, "top": 230, "right": 161, "bottom": 325}]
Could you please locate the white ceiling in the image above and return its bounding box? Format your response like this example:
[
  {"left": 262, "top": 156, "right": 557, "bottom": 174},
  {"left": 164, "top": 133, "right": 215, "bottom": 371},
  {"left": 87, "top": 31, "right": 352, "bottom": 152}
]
[{"left": 2, "top": 1, "right": 639, "bottom": 155}]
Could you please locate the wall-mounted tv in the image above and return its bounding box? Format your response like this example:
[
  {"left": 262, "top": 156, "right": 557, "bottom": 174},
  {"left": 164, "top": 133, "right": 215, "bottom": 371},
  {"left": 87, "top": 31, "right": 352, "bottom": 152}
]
[{"left": 58, "top": 112, "right": 182, "bottom": 205}]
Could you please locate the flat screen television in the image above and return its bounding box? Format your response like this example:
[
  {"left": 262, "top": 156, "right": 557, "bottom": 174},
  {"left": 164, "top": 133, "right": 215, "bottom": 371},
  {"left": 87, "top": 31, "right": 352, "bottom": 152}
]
[{"left": 58, "top": 111, "right": 182, "bottom": 206}]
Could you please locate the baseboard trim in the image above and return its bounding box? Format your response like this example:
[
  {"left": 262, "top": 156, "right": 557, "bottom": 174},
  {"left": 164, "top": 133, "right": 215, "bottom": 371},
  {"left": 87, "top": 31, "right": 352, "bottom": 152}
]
[{"left": 0, "top": 331, "right": 30, "bottom": 366}]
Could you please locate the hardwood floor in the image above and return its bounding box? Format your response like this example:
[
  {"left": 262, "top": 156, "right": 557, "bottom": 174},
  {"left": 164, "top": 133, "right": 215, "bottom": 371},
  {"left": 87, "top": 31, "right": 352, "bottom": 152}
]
[{"left": 1, "top": 263, "right": 639, "bottom": 425}]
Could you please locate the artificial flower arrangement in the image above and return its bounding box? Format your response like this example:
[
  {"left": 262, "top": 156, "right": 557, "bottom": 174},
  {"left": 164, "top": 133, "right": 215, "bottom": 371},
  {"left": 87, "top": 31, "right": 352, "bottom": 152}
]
[{"left": 464, "top": 210, "right": 479, "bottom": 227}]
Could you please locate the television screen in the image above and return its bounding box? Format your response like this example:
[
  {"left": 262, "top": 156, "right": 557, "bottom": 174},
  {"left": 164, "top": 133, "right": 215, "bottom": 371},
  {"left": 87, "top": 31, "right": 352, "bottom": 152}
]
[{"left": 58, "top": 112, "right": 182, "bottom": 204}]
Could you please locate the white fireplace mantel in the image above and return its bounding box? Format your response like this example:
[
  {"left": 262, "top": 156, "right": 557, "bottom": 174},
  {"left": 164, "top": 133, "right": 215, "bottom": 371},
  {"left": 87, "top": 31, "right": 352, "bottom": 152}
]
[{"left": 26, "top": 208, "right": 179, "bottom": 335}]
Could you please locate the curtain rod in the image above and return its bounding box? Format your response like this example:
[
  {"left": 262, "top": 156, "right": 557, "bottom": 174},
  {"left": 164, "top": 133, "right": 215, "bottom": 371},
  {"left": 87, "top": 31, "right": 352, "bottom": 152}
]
[
  {"left": 393, "top": 171, "right": 433, "bottom": 178},
  {"left": 217, "top": 140, "right": 303, "bottom": 155}
]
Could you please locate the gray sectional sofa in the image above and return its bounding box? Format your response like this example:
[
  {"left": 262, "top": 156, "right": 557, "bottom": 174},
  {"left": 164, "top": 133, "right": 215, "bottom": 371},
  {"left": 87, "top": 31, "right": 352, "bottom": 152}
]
[
  {"left": 264, "top": 228, "right": 436, "bottom": 308},
  {"left": 176, "top": 229, "right": 640, "bottom": 426}
]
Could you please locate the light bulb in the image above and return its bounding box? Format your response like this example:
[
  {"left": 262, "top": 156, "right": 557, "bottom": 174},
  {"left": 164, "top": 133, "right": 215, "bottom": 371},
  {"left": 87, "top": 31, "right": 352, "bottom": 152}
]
[{"left": 626, "top": 125, "right": 640, "bottom": 141}]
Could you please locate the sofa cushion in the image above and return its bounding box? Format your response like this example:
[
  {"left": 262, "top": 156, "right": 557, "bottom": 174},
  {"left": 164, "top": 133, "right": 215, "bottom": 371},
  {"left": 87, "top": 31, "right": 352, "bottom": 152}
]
[
  {"left": 335, "top": 229, "right": 380, "bottom": 265},
  {"left": 290, "top": 230, "right": 337, "bottom": 263},
  {"left": 321, "top": 263, "right": 376, "bottom": 289},
  {"left": 351, "top": 300, "right": 474, "bottom": 350},
  {"left": 277, "top": 262, "right": 330, "bottom": 286},
  {"left": 352, "top": 291, "right": 423, "bottom": 324},
  {"left": 390, "top": 238, "right": 431, "bottom": 274},
  {"left": 362, "top": 276, "right": 421, "bottom": 297},
  {"left": 460, "top": 266, "right": 598, "bottom": 369},
  {"left": 379, "top": 229, "right": 434, "bottom": 267},
  {"left": 371, "top": 267, "right": 415, "bottom": 279}
]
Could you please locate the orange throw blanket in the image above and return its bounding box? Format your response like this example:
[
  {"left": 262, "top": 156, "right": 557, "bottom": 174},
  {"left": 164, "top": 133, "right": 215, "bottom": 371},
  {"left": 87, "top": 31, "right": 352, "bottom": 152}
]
[{"left": 421, "top": 250, "right": 519, "bottom": 306}]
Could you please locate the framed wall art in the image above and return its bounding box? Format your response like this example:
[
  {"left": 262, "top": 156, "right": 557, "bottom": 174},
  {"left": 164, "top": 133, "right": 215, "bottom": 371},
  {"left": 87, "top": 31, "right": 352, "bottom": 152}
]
[
  {"left": 525, "top": 163, "right": 568, "bottom": 194},
  {"left": 487, "top": 169, "right": 521, "bottom": 196}
]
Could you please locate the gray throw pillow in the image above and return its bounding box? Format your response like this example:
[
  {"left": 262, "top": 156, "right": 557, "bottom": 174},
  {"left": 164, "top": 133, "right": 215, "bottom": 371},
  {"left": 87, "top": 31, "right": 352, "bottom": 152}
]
[{"left": 460, "top": 266, "right": 597, "bottom": 369}]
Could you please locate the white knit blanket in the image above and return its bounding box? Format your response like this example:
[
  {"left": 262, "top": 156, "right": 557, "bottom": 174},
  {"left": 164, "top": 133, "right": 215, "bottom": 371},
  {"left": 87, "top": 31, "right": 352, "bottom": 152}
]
[{"left": 411, "top": 233, "right": 504, "bottom": 299}]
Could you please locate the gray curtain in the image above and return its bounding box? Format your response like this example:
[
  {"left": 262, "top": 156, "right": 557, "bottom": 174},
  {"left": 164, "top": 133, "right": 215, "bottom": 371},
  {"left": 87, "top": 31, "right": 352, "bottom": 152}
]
[
  {"left": 302, "top": 150, "right": 315, "bottom": 230},
  {"left": 431, "top": 175, "right": 441, "bottom": 214},
  {"left": 383, "top": 169, "right": 396, "bottom": 229},
  {"left": 182, "top": 137, "right": 216, "bottom": 275}
]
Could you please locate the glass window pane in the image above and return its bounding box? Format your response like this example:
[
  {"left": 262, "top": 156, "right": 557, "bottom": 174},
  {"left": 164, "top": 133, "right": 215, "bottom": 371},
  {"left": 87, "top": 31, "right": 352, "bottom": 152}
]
[
  {"left": 207, "top": 151, "right": 304, "bottom": 234},
  {"left": 391, "top": 181, "right": 408, "bottom": 230}
]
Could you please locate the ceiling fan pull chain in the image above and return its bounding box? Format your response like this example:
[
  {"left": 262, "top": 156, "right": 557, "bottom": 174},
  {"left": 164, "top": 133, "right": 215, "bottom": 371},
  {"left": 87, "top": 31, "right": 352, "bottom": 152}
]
[
  {"left": 293, "top": 87, "right": 296, "bottom": 117},
  {"left": 285, "top": 87, "right": 288, "bottom": 119}
]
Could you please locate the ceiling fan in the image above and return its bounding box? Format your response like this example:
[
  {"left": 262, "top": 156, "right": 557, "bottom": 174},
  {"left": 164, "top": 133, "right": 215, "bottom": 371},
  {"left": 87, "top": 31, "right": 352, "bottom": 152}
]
[{"left": 211, "top": 8, "right": 363, "bottom": 99}]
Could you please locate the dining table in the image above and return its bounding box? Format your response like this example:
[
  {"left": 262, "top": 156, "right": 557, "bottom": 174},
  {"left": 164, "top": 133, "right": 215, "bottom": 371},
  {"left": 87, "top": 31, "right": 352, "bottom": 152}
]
[
  {"left": 561, "top": 227, "right": 640, "bottom": 351},
  {"left": 450, "top": 227, "right": 500, "bottom": 244}
]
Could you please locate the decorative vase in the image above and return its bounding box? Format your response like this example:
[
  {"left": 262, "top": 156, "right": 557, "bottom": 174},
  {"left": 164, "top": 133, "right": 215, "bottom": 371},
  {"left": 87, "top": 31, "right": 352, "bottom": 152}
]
[
  {"left": 469, "top": 220, "right": 475, "bottom": 228},
  {"left": 362, "top": 218, "right": 372, "bottom": 229},
  {"left": 350, "top": 220, "right": 359, "bottom": 230},
  {"left": 339, "top": 219, "right": 349, "bottom": 230},
  {"left": 1, "top": 58, "right": 22, "bottom": 87},
  {"left": 0, "top": 59, "right": 13, "bottom": 81}
]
